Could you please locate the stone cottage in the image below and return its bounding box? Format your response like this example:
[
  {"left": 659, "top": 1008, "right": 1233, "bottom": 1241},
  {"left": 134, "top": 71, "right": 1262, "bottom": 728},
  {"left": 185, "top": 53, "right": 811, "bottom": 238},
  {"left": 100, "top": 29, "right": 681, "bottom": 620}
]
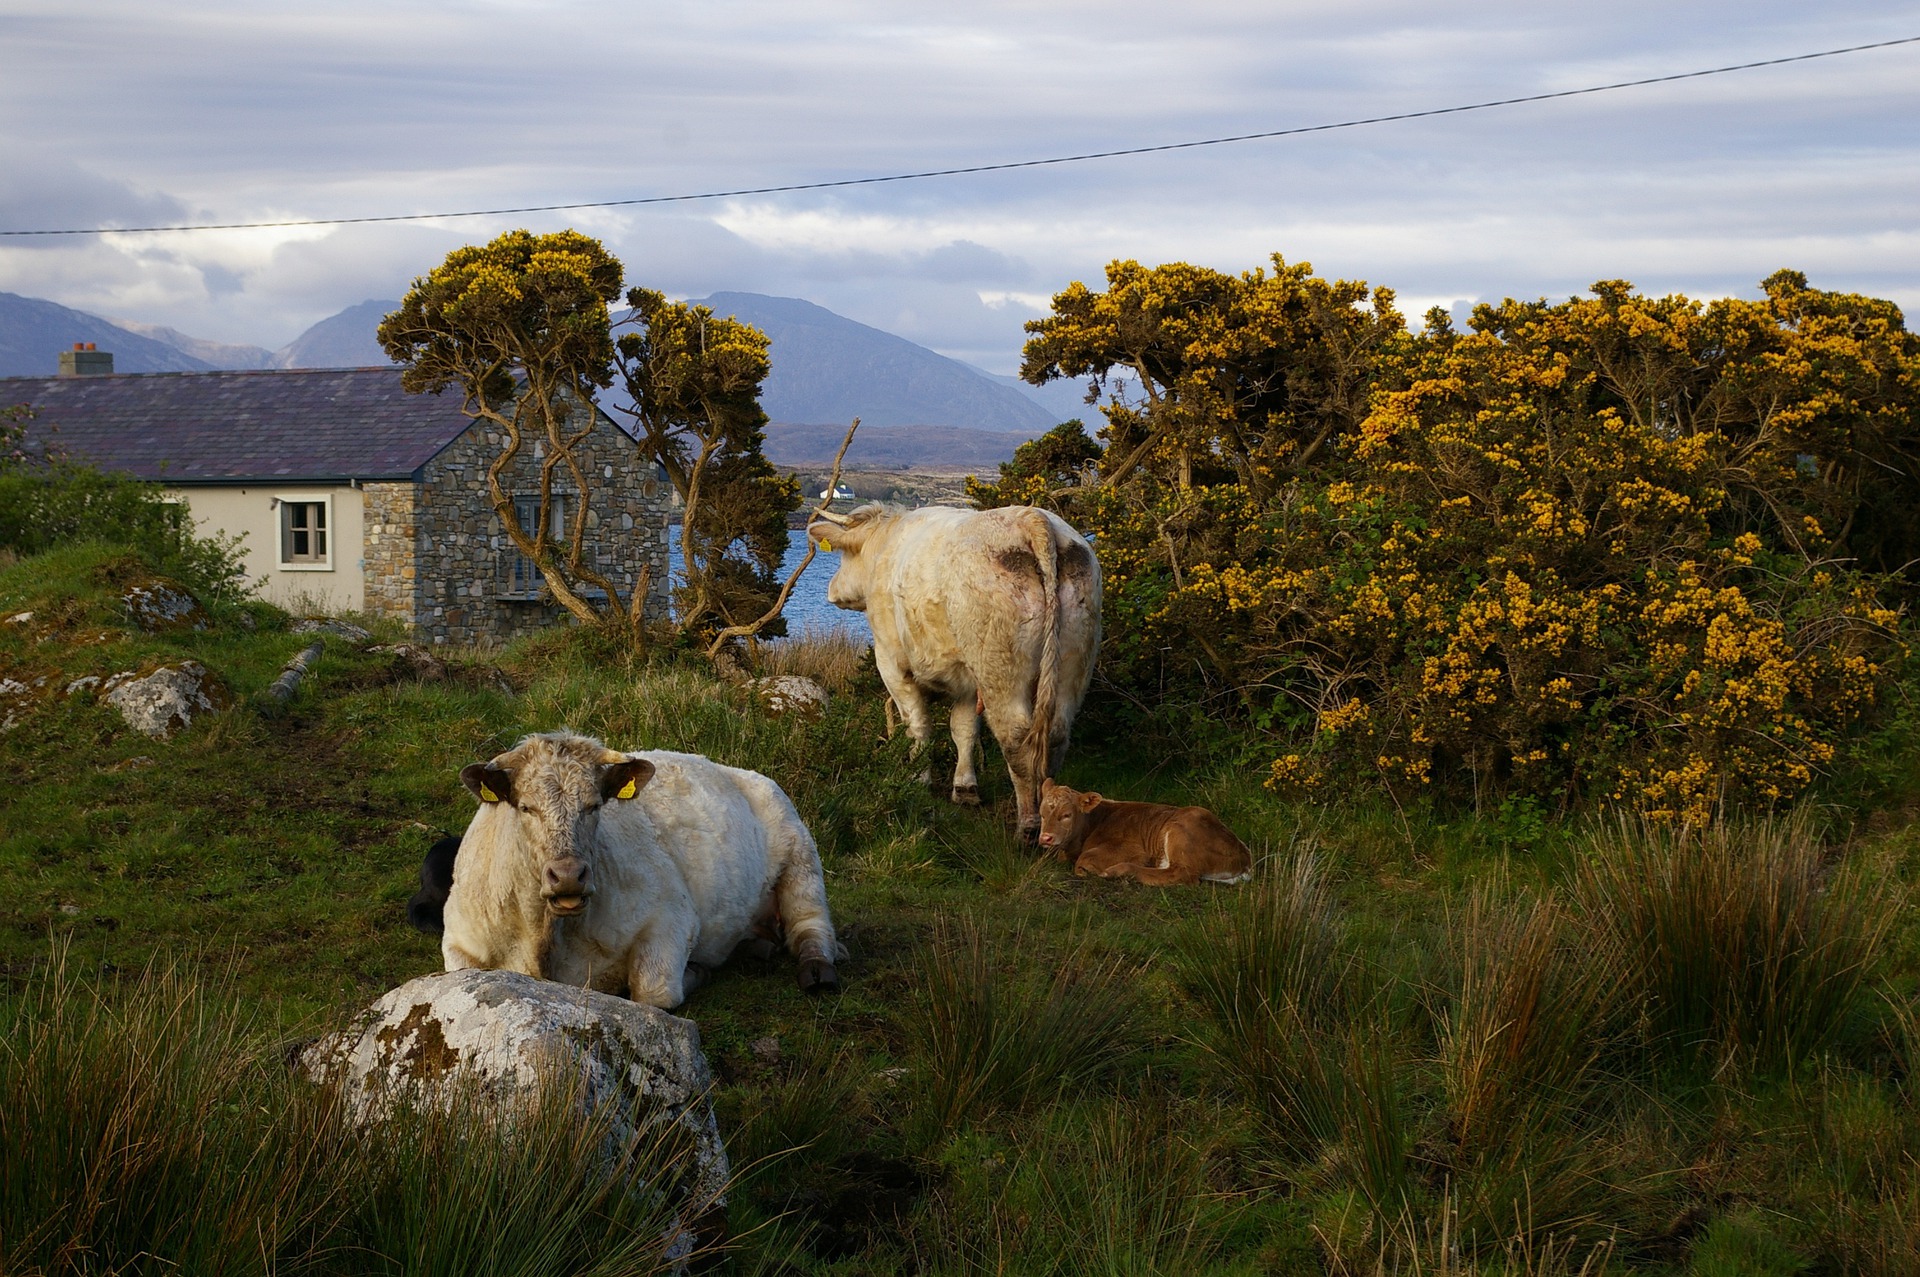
[{"left": 1, "top": 362, "right": 672, "bottom": 644}]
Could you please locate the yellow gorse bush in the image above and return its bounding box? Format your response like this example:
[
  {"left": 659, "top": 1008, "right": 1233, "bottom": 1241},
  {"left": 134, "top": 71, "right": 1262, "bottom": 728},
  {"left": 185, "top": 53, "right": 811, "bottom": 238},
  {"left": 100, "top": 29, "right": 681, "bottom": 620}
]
[{"left": 993, "top": 261, "right": 1914, "bottom": 817}]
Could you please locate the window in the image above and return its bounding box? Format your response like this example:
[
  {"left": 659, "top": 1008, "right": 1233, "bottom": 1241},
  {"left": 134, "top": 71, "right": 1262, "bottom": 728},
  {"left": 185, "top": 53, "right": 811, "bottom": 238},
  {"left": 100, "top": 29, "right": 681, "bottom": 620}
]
[
  {"left": 277, "top": 496, "right": 332, "bottom": 570},
  {"left": 500, "top": 495, "right": 569, "bottom": 600}
]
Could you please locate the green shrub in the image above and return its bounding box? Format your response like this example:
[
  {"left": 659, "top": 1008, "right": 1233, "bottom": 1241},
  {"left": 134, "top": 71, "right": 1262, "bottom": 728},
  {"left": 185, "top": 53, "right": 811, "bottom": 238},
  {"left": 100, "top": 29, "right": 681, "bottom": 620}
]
[{"left": 0, "top": 461, "right": 249, "bottom": 604}]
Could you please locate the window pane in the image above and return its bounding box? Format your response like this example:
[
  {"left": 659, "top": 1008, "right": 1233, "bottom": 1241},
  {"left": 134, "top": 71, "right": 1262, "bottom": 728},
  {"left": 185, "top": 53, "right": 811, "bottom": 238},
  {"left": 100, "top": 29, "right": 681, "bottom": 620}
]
[
  {"left": 292, "top": 528, "right": 310, "bottom": 557},
  {"left": 313, "top": 526, "right": 326, "bottom": 557}
]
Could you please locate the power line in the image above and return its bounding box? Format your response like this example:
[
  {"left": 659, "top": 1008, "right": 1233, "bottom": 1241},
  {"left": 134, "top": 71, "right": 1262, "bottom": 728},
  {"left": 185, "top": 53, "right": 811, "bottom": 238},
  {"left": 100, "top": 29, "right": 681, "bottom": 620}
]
[{"left": 4, "top": 33, "right": 1917, "bottom": 238}]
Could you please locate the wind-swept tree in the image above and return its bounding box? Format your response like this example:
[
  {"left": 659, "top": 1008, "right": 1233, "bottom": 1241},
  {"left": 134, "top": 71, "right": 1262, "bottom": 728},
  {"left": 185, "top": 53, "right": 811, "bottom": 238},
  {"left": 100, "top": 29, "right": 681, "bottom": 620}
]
[
  {"left": 613, "top": 289, "right": 801, "bottom": 638},
  {"left": 378, "top": 229, "right": 642, "bottom": 633}
]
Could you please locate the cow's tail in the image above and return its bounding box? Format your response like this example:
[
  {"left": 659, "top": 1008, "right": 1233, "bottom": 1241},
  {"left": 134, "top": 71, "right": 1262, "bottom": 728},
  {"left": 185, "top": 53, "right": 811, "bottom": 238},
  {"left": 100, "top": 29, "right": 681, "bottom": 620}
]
[{"left": 1022, "top": 510, "right": 1062, "bottom": 795}]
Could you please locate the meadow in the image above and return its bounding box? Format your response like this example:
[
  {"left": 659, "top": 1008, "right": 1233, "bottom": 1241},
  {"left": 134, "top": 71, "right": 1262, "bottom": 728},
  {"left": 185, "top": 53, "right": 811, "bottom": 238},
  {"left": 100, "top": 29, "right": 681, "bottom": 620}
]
[{"left": 2, "top": 541, "right": 1918, "bottom": 1275}]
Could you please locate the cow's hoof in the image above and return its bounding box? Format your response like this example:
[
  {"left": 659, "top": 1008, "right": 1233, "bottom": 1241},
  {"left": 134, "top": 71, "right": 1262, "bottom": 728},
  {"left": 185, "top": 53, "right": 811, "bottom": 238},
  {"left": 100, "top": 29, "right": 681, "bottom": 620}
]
[
  {"left": 796, "top": 958, "right": 840, "bottom": 994},
  {"left": 950, "top": 784, "right": 981, "bottom": 806}
]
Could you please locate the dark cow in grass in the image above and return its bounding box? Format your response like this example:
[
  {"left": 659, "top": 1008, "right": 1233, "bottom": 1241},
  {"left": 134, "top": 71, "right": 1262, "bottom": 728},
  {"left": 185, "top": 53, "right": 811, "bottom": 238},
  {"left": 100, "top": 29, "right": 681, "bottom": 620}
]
[
  {"left": 1037, "top": 778, "right": 1252, "bottom": 886},
  {"left": 406, "top": 835, "right": 462, "bottom": 933}
]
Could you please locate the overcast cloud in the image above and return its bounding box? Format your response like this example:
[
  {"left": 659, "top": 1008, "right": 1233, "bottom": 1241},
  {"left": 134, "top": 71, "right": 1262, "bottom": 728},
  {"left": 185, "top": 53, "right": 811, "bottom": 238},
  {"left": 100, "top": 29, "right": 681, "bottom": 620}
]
[{"left": 2, "top": 1, "right": 1915, "bottom": 370}]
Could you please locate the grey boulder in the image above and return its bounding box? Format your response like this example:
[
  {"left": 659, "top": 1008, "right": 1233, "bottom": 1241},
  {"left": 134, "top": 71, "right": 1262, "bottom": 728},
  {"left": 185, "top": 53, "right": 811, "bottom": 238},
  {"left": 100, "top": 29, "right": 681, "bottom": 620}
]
[
  {"left": 104, "top": 661, "right": 230, "bottom": 738},
  {"left": 296, "top": 969, "right": 729, "bottom": 1257}
]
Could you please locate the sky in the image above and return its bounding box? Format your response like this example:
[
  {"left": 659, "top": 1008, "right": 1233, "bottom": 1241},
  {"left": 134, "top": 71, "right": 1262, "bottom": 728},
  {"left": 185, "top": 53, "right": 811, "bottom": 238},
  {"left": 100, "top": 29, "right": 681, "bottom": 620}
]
[{"left": 1, "top": 1, "right": 1916, "bottom": 373}]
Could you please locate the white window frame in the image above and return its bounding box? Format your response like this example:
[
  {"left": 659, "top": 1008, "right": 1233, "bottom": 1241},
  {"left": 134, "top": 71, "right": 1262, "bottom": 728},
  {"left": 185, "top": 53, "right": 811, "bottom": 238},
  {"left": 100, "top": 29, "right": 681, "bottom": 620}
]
[{"left": 275, "top": 494, "right": 335, "bottom": 572}]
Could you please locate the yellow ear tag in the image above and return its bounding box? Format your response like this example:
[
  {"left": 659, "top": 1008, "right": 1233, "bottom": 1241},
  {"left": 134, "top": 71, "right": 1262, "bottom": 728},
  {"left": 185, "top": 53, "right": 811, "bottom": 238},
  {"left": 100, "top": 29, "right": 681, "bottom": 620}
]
[
  {"left": 615, "top": 778, "right": 638, "bottom": 800},
  {"left": 479, "top": 782, "right": 501, "bottom": 803},
  {"left": 819, "top": 539, "right": 831, "bottom": 552}
]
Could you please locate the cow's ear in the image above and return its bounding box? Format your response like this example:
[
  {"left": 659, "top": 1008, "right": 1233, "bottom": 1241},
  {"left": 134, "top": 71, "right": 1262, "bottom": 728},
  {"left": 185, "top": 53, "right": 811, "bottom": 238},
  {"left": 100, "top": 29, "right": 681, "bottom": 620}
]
[
  {"left": 1041, "top": 777, "right": 1057, "bottom": 793},
  {"left": 1078, "top": 791, "right": 1103, "bottom": 811},
  {"left": 602, "top": 757, "right": 656, "bottom": 801},
  {"left": 462, "top": 763, "right": 515, "bottom": 806}
]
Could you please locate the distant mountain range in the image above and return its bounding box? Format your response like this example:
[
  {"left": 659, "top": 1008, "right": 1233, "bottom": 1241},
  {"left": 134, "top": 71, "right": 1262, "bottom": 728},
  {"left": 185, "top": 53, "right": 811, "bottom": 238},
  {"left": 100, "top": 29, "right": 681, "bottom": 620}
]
[{"left": 0, "top": 289, "right": 1092, "bottom": 467}]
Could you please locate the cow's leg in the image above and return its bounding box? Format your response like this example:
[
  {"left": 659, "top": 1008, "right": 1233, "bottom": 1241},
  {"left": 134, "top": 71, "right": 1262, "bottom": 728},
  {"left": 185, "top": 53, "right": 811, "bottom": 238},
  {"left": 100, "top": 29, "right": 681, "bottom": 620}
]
[
  {"left": 879, "top": 660, "right": 937, "bottom": 783},
  {"left": 627, "top": 922, "right": 698, "bottom": 1009},
  {"left": 949, "top": 697, "right": 983, "bottom": 806},
  {"left": 774, "top": 835, "right": 841, "bottom": 994},
  {"left": 982, "top": 699, "right": 1044, "bottom": 842}
]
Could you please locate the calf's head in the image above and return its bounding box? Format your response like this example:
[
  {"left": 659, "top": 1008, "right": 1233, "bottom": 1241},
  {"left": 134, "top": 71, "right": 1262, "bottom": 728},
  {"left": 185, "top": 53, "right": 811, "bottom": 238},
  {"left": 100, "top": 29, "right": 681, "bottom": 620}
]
[
  {"left": 1037, "top": 778, "right": 1102, "bottom": 860},
  {"left": 460, "top": 733, "right": 655, "bottom": 917}
]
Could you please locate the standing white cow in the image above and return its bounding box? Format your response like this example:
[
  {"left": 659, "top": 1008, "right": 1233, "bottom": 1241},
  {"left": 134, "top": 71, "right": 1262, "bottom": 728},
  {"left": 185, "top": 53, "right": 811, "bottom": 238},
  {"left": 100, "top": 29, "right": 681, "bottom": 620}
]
[
  {"left": 807, "top": 503, "right": 1101, "bottom": 838},
  {"left": 441, "top": 731, "right": 839, "bottom": 1009}
]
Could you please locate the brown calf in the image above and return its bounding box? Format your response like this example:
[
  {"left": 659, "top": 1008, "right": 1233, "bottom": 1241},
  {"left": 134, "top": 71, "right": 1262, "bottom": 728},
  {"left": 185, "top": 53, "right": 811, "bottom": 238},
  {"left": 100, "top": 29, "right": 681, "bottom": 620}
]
[{"left": 1037, "top": 778, "right": 1252, "bottom": 886}]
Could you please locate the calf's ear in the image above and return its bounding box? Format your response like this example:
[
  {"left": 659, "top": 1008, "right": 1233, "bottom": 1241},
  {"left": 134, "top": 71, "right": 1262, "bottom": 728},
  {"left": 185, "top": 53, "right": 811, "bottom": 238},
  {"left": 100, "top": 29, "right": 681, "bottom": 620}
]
[
  {"left": 602, "top": 757, "right": 656, "bottom": 801},
  {"left": 1078, "top": 791, "right": 1103, "bottom": 811},
  {"left": 461, "top": 763, "right": 515, "bottom": 806}
]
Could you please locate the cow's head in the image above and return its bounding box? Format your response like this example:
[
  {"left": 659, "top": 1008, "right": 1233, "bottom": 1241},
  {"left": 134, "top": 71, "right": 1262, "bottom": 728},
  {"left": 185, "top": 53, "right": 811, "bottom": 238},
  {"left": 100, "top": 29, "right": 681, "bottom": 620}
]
[
  {"left": 460, "top": 733, "right": 655, "bottom": 917},
  {"left": 806, "top": 504, "right": 895, "bottom": 612},
  {"left": 1037, "top": 777, "right": 1100, "bottom": 861}
]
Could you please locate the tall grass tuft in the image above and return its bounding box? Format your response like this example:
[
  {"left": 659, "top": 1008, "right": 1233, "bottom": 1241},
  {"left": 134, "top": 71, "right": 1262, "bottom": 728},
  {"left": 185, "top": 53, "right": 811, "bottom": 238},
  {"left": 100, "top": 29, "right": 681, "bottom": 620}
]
[
  {"left": 1028, "top": 1099, "right": 1241, "bottom": 1275},
  {"left": 912, "top": 918, "right": 1140, "bottom": 1134},
  {"left": 0, "top": 950, "right": 353, "bottom": 1276},
  {"left": 1182, "top": 851, "right": 1414, "bottom": 1211},
  {"left": 1441, "top": 887, "right": 1627, "bottom": 1147},
  {"left": 1573, "top": 813, "right": 1894, "bottom": 1073},
  {"left": 0, "top": 951, "right": 713, "bottom": 1276},
  {"left": 756, "top": 625, "right": 871, "bottom": 694}
]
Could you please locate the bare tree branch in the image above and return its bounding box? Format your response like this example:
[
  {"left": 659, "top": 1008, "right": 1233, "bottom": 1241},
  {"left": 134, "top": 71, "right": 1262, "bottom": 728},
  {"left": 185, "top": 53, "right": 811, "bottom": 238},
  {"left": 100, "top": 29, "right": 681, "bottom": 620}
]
[{"left": 705, "top": 418, "right": 861, "bottom": 659}]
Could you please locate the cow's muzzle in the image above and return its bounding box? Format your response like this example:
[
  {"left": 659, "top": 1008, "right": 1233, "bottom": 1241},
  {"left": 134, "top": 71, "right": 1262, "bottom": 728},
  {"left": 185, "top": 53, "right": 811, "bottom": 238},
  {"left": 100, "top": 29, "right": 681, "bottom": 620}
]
[{"left": 542, "top": 857, "right": 591, "bottom": 915}]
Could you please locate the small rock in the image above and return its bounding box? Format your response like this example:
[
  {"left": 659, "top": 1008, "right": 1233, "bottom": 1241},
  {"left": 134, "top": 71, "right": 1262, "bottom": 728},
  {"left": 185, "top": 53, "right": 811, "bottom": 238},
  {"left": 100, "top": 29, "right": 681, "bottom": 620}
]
[
  {"left": 4, "top": 611, "right": 33, "bottom": 625},
  {"left": 122, "top": 579, "right": 209, "bottom": 633},
  {"left": 297, "top": 970, "right": 728, "bottom": 1264},
  {"left": 58, "top": 903, "right": 80, "bottom": 916},
  {"left": 874, "top": 1066, "right": 910, "bottom": 1084},
  {"left": 291, "top": 618, "right": 372, "bottom": 643},
  {"left": 751, "top": 675, "right": 829, "bottom": 718},
  {"left": 105, "top": 661, "right": 232, "bottom": 739},
  {"left": 369, "top": 642, "right": 448, "bottom": 681},
  {"left": 65, "top": 675, "right": 101, "bottom": 696},
  {"left": 103, "top": 755, "right": 158, "bottom": 773},
  {"left": 750, "top": 1036, "right": 782, "bottom": 1066}
]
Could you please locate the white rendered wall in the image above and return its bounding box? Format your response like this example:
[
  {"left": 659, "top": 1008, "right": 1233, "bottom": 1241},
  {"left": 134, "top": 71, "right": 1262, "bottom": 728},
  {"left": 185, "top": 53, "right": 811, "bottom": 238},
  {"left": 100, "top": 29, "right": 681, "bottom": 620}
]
[{"left": 167, "top": 485, "right": 366, "bottom": 614}]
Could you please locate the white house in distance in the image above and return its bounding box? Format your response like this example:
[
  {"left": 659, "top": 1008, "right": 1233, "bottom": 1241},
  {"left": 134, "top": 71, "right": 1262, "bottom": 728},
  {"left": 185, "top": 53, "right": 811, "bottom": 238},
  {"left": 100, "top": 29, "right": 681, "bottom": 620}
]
[{"left": 2, "top": 355, "right": 673, "bottom": 644}]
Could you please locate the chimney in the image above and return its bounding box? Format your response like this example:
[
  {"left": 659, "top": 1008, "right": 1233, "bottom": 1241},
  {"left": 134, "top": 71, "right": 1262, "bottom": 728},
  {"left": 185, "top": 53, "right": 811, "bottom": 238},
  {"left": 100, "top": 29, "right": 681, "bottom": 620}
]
[{"left": 57, "top": 342, "right": 114, "bottom": 376}]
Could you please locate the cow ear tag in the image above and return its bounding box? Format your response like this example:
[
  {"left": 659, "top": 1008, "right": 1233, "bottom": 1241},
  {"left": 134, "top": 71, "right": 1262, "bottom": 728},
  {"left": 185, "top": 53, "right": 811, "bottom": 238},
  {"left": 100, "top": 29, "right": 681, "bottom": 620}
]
[
  {"left": 615, "top": 777, "right": 638, "bottom": 800},
  {"left": 819, "top": 538, "right": 831, "bottom": 552},
  {"left": 479, "top": 782, "right": 501, "bottom": 803}
]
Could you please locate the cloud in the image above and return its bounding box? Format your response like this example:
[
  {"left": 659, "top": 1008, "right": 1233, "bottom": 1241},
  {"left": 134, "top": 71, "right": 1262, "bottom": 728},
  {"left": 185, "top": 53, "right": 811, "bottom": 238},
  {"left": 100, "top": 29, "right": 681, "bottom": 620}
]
[{"left": 0, "top": 1, "right": 1915, "bottom": 357}]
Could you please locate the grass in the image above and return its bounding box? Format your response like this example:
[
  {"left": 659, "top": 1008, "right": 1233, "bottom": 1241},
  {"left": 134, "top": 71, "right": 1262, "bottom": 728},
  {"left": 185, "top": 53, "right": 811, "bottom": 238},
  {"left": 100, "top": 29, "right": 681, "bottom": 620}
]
[
  {"left": 3, "top": 540, "right": 1920, "bottom": 1273},
  {"left": 0, "top": 950, "right": 703, "bottom": 1276}
]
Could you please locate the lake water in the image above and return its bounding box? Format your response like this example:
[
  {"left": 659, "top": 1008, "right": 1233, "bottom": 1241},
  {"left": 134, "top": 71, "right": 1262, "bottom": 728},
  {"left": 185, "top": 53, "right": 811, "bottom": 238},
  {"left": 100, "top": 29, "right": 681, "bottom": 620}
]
[{"left": 665, "top": 526, "right": 871, "bottom": 642}]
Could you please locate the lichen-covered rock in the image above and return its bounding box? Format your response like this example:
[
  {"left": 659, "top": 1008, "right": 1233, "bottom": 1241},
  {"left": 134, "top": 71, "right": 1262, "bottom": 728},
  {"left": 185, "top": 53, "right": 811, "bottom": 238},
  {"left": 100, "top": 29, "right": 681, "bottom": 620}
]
[
  {"left": 752, "top": 674, "right": 829, "bottom": 717},
  {"left": 297, "top": 970, "right": 729, "bottom": 1253},
  {"left": 122, "top": 579, "right": 208, "bottom": 632},
  {"left": 104, "top": 661, "right": 231, "bottom": 738}
]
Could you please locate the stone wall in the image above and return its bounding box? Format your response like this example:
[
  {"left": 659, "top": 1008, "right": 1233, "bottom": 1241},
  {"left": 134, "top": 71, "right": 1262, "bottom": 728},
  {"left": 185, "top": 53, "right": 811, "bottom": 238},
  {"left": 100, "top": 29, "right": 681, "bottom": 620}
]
[
  {"left": 402, "top": 409, "right": 672, "bottom": 646},
  {"left": 361, "top": 481, "right": 419, "bottom": 626}
]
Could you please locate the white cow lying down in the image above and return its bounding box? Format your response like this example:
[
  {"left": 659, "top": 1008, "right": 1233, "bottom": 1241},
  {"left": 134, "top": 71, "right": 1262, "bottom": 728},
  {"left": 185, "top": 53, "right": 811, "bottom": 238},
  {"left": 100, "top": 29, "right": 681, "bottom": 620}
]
[{"left": 441, "top": 731, "right": 839, "bottom": 1009}]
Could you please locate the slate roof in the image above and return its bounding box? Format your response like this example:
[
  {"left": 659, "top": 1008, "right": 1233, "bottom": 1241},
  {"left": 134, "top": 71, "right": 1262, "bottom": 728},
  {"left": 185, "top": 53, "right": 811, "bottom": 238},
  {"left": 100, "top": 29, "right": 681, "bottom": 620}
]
[{"left": 0, "top": 367, "right": 481, "bottom": 484}]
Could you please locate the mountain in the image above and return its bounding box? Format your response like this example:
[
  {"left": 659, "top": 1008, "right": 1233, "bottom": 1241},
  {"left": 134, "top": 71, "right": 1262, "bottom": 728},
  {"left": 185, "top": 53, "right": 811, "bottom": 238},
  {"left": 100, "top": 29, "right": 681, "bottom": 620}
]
[
  {"left": 761, "top": 422, "right": 1025, "bottom": 470},
  {"left": 274, "top": 299, "right": 398, "bottom": 369},
  {"left": 0, "top": 292, "right": 218, "bottom": 377},
  {"left": 971, "top": 366, "right": 1103, "bottom": 425},
  {"left": 693, "top": 292, "right": 1056, "bottom": 434},
  {"left": 111, "top": 319, "right": 276, "bottom": 370}
]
